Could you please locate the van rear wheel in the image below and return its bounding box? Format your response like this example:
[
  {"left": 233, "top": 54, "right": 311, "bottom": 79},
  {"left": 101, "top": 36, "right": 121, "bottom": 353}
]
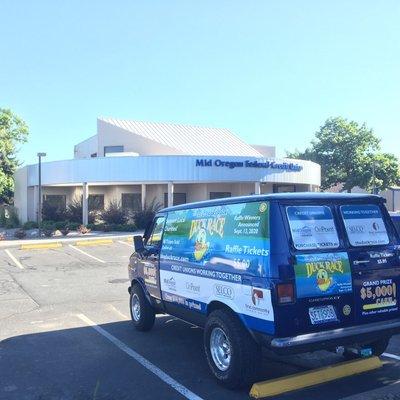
[
  {"left": 129, "top": 283, "right": 155, "bottom": 331},
  {"left": 204, "top": 309, "right": 261, "bottom": 389}
]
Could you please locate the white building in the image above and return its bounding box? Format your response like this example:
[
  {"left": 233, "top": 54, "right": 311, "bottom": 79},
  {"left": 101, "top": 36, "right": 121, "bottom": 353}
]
[{"left": 14, "top": 118, "right": 321, "bottom": 223}]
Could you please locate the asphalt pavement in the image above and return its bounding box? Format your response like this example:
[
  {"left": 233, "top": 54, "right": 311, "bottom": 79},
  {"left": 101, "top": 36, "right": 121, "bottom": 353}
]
[{"left": 1, "top": 241, "right": 400, "bottom": 400}]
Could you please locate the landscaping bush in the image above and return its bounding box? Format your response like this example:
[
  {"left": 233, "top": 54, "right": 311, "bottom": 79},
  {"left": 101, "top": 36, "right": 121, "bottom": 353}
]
[
  {"left": 54, "top": 221, "right": 68, "bottom": 230},
  {"left": 41, "top": 221, "right": 56, "bottom": 237},
  {"left": 14, "top": 229, "right": 26, "bottom": 239},
  {"left": 100, "top": 200, "right": 128, "bottom": 225},
  {"left": 67, "top": 222, "right": 80, "bottom": 231},
  {"left": 66, "top": 198, "right": 96, "bottom": 224},
  {"left": 134, "top": 198, "right": 161, "bottom": 230},
  {"left": 23, "top": 221, "right": 39, "bottom": 230},
  {"left": 42, "top": 202, "right": 67, "bottom": 222}
]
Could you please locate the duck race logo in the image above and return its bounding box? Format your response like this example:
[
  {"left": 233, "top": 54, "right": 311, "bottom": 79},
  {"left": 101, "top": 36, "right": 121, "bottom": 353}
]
[
  {"left": 295, "top": 252, "right": 352, "bottom": 298},
  {"left": 189, "top": 217, "right": 226, "bottom": 261}
]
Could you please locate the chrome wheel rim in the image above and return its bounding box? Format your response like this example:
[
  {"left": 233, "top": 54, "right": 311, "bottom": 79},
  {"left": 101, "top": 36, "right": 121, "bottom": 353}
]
[
  {"left": 131, "top": 294, "right": 141, "bottom": 322},
  {"left": 210, "top": 327, "right": 231, "bottom": 371}
]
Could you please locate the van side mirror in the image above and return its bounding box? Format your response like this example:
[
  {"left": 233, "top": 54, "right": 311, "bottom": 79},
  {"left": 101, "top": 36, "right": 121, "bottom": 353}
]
[{"left": 133, "top": 235, "right": 145, "bottom": 253}]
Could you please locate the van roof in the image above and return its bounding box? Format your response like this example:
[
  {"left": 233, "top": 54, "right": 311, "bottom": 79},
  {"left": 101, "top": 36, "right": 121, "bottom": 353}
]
[{"left": 160, "top": 192, "right": 383, "bottom": 213}]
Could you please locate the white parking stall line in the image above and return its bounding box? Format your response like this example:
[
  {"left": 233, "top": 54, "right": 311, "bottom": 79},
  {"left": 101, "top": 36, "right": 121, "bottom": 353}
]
[
  {"left": 76, "top": 313, "right": 204, "bottom": 400},
  {"left": 108, "top": 304, "right": 130, "bottom": 320},
  {"left": 68, "top": 244, "right": 106, "bottom": 264},
  {"left": 5, "top": 249, "right": 24, "bottom": 269},
  {"left": 117, "top": 240, "right": 133, "bottom": 247},
  {"left": 383, "top": 352, "right": 400, "bottom": 361}
]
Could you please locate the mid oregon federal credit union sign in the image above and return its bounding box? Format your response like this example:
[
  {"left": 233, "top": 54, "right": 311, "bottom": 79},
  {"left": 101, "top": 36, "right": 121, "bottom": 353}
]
[{"left": 195, "top": 158, "right": 303, "bottom": 172}]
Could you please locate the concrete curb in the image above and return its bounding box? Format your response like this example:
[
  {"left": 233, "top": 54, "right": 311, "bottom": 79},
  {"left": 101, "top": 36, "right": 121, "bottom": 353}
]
[
  {"left": 250, "top": 357, "right": 382, "bottom": 399},
  {"left": 0, "top": 234, "right": 135, "bottom": 250}
]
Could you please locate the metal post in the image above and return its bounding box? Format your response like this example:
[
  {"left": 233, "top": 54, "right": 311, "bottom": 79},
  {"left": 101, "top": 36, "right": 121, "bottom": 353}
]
[{"left": 37, "top": 152, "right": 46, "bottom": 237}]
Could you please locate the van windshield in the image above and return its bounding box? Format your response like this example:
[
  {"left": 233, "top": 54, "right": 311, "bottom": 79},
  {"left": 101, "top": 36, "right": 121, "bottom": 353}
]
[
  {"left": 286, "top": 206, "right": 340, "bottom": 250},
  {"left": 340, "top": 204, "right": 389, "bottom": 247}
]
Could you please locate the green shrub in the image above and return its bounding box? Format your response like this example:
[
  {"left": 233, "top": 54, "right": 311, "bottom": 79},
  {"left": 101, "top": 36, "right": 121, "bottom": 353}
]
[
  {"left": 42, "top": 202, "right": 67, "bottom": 222},
  {"left": 41, "top": 221, "right": 55, "bottom": 237},
  {"left": 100, "top": 200, "right": 128, "bottom": 225},
  {"left": 14, "top": 229, "right": 26, "bottom": 239},
  {"left": 66, "top": 198, "right": 97, "bottom": 223},
  {"left": 134, "top": 198, "right": 161, "bottom": 230},
  {"left": 23, "top": 221, "right": 39, "bottom": 230},
  {"left": 67, "top": 222, "right": 80, "bottom": 231},
  {"left": 54, "top": 221, "right": 68, "bottom": 230}
]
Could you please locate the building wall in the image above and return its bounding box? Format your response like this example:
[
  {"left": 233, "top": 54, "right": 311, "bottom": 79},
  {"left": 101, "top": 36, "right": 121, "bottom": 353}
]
[
  {"left": 97, "top": 119, "right": 182, "bottom": 157},
  {"left": 74, "top": 135, "right": 98, "bottom": 159}
]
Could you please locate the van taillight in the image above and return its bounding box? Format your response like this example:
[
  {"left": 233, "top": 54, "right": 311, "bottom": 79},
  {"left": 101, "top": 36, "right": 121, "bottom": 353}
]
[{"left": 277, "top": 283, "right": 295, "bottom": 304}]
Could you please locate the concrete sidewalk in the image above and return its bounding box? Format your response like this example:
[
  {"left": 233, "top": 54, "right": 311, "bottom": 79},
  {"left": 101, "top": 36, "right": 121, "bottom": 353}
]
[{"left": 0, "top": 231, "right": 143, "bottom": 249}]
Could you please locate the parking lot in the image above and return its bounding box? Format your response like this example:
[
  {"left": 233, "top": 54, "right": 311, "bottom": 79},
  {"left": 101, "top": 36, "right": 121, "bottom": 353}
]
[{"left": 1, "top": 241, "right": 400, "bottom": 400}]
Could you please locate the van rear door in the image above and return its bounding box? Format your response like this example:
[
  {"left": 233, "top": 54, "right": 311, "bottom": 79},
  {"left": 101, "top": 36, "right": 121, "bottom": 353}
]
[
  {"left": 340, "top": 203, "right": 400, "bottom": 325},
  {"left": 282, "top": 204, "right": 356, "bottom": 335}
]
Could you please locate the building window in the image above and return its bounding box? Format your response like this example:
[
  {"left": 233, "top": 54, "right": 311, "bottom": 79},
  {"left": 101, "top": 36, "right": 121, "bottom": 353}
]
[
  {"left": 209, "top": 192, "right": 231, "bottom": 200},
  {"left": 43, "top": 195, "right": 66, "bottom": 209},
  {"left": 163, "top": 193, "right": 187, "bottom": 207},
  {"left": 104, "top": 145, "right": 124, "bottom": 156},
  {"left": 122, "top": 193, "right": 141, "bottom": 212},
  {"left": 88, "top": 194, "right": 104, "bottom": 211},
  {"left": 273, "top": 184, "right": 296, "bottom": 193}
]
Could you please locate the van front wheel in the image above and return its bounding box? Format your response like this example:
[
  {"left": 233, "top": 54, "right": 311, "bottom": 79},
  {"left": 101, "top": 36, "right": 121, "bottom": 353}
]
[
  {"left": 204, "top": 310, "right": 261, "bottom": 388},
  {"left": 129, "top": 284, "right": 155, "bottom": 331}
]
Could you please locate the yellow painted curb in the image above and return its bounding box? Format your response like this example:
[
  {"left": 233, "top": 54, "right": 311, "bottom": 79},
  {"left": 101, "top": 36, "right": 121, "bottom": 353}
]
[
  {"left": 20, "top": 242, "right": 62, "bottom": 250},
  {"left": 250, "top": 356, "right": 382, "bottom": 399},
  {"left": 75, "top": 239, "right": 113, "bottom": 246}
]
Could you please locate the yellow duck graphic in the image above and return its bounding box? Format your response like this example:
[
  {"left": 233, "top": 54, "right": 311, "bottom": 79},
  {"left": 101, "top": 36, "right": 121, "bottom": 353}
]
[
  {"left": 194, "top": 228, "right": 209, "bottom": 261},
  {"left": 316, "top": 269, "right": 332, "bottom": 292}
]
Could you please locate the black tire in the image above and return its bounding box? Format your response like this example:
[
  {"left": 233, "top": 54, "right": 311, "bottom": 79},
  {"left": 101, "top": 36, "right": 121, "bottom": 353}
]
[
  {"left": 343, "top": 337, "right": 390, "bottom": 359},
  {"left": 370, "top": 337, "right": 390, "bottom": 356},
  {"left": 129, "top": 283, "right": 155, "bottom": 331},
  {"left": 204, "top": 309, "right": 262, "bottom": 389}
]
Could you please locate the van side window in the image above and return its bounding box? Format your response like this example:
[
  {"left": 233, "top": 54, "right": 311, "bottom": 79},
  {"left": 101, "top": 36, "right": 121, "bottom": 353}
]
[
  {"left": 340, "top": 204, "right": 389, "bottom": 247},
  {"left": 286, "top": 206, "right": 340, "bottom": 250},
  {"left": 146, "top": 217, "right": 166, "bottom": 248}
]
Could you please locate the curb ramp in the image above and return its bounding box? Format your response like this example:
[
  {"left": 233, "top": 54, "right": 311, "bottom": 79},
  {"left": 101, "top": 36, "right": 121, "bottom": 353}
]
[{"left": 250, "top": 356, "right": 382, "bottom": 399}]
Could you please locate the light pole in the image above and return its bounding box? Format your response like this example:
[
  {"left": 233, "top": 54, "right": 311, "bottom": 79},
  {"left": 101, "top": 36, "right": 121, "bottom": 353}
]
[{"left": 37, "top": 152, "right": 46, "bottom": 236}]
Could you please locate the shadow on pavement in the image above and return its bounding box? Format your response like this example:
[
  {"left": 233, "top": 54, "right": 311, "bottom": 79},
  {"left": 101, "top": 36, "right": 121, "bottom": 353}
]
[{"left": 1, "top": 316, "right": 399, "bottom": 400}]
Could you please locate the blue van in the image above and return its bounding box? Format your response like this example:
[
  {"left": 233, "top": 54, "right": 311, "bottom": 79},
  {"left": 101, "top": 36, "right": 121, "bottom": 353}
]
[{"left": 128, "top": 193, "right": 400, "bottom": 388}]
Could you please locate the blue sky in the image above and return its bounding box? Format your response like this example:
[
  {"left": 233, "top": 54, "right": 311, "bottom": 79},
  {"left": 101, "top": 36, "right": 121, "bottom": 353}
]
[{"left": 1, "top": 1, "right": 399, "bottom": 165}]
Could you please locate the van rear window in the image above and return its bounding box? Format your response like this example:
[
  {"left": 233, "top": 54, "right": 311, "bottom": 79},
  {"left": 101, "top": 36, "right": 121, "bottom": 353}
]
[
  {"left": 286, "top": 206, "right": 340, "bottom": 250},
  {"left": 340, "top": 204, "right": 389, "bottom": 247}
]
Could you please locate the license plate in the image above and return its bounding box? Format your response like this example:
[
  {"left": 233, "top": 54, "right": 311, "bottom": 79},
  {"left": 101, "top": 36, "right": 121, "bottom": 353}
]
[{"left": 309, "top": 305, "right": 337, "bottom": 325}]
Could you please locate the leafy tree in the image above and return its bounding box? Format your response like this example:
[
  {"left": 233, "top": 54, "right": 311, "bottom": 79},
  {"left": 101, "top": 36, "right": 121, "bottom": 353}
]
[
  {"left": 0, "top": 109, "right": 29, "bottom": 203},
  {"left": 288, "top": 117, "right": 400, "bottom": 192}
]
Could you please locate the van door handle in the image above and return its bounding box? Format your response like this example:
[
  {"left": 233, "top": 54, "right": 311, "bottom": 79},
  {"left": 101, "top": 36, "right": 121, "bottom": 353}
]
[{"left": 353, "top": 259, "right": 369, "bottom": 265}]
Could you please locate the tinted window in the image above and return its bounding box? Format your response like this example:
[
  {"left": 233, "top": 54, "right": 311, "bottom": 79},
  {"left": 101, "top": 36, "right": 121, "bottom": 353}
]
[
  {"left": 341, "top": 204, "right": 389, "bottom": 247},
  {"left": 122, "top": 193, "right": 141, "bottom": 211},
  {"left": 209, "top": 192, "right": 231, "bottom": 200},
  {"left": 163, "top": 192, "right": 186, "bottom": 207},
  {"left": 146, "top": 217, "right": 166, "bottom": 247},
  {"left": 104, "top": 145, "right": 124, "bottom": 155},
  {"left": 286, "top": 206, "right": 340, "bottom": 250},
  {"left": 88, "top": 194, "right": 104, "bottom": 211}
]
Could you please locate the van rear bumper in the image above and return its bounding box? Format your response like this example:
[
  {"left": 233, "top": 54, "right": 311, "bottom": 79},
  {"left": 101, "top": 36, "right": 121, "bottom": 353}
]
[{"left": 265, "top": 318, "right": 400, "bottom": 354}]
